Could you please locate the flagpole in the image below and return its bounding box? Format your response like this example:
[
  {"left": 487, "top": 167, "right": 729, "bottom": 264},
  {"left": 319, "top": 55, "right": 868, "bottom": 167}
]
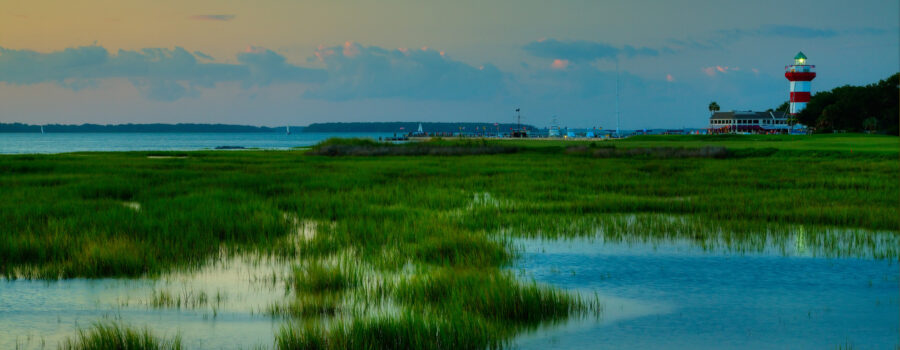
[{"left": 616, "top": 59, "right": 620, "bottom": 138}]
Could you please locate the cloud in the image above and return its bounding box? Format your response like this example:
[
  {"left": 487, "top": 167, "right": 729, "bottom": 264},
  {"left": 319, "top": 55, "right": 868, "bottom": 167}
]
[
  {"left": 702, "top": 65, "right": 744, "bottom": 77},
  {"left": 550, "top": 59, "right": 569, "bottom": 70},
  {"left": 190, "top": 14, "right": 235, "bottom": 21},
  {"left": 305, "top": 42, "right": 504, "bottom": 100},
  {"left": 0, "top": 43, "right": 502, "bottom": 102},
  {"left": 193, "top": 51, "right": 214, "bottom": 60},
  {"left": 131, "top": 79, "right": 197, "bottom": 101},
  {"left": 523, "top": 39, "right": 663, "bottom": 62},
  {"left": 0, "top": 45, "right": 325, "bottom": 101},
  {"left": 237, "top": 46, "right": 327, "bottom": 86}
]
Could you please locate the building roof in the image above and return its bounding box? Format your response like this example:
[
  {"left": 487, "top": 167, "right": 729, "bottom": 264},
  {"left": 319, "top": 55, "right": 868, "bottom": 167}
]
[
  {"left": 709, "top": 110, "right": 788, "bottom": 120},
  {"left": 794, "top": 52, "right": 807, "bottom": 60}
]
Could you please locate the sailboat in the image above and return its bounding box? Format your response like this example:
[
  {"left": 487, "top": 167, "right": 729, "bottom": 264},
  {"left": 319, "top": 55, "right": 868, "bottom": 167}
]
[
  {"left": 286, "top": 125, "right": 291, "bottom": 135},
  {"left": 40, "top": 125, "right": 45, "bottom": 134}
]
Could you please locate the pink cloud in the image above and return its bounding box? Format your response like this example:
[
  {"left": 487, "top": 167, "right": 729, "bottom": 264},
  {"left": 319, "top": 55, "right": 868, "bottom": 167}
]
[
  {"left": 342, "top": 41, "right": 360, "bottom": 57},
  {"left": 666, "top": 74, "right": 675, "bottom": 82},
  {"left": 314, "top": 44, "right": 336, "bottom": 61},
  {"left": 550, "top": 59, "right": 570, "bottom": 70},
  {"left": 703, "top": 65, "right": 740, "bottom": 77},
  {"left": 243, "top": 46, "right": 266, "bottom": 54}
]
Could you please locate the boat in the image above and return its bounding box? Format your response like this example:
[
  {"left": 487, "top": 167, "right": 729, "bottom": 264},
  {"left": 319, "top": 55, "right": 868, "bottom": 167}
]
[
  {"left": 286, "top": 125, "right": 291, "bottom": 135},
  {"left": 549, "top": 116, "right": 560, "bottom": 137}
]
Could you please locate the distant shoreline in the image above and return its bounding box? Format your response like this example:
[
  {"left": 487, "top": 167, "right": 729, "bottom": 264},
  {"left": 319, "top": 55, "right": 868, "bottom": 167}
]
[
  {"left": 1, "top": 122, "right": 717, "bottom": 134},
  {"left": 0, "top": 122, "right": 540, "bottom": 134},
  {"left": 0, "top": 123, "right": 295, "bottom": 133}
]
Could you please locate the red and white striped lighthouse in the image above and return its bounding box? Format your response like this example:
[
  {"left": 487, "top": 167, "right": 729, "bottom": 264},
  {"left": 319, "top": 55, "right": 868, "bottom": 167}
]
[{"left": 784, "top": 52, "right": 816, "bottom": 115}]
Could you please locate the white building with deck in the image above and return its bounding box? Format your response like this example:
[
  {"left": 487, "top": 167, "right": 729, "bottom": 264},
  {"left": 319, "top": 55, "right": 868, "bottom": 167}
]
[{"left": 708, "top": 110, "right": 792, "bottom": 134}]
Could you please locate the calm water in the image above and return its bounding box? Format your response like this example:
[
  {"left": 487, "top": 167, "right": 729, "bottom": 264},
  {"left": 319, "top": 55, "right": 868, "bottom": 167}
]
[
  {"left": 1, "top": 254, "right": 293, "bottom": 349},
  {"left": 511, "top": 237, "right": 899, "bottom": 349},
  {"left": 3, "top": 236, "right": 896, "bottom": 349},
  {"left": 0, "top": 132, "right": 394, "bottom": 154}
]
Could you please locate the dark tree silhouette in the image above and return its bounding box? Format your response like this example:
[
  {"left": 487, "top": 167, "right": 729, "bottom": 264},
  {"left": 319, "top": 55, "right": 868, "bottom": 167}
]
[
  {"left": 795, "top": 73, "right": 898, "bottom": 134},
  {"left": 708, "top": 101, "right": 720, "bottom": 115}
]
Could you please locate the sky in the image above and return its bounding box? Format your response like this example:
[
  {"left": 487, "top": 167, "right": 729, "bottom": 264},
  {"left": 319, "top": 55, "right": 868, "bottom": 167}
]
[{"left": 0, "top": 0, "right": 897, "bottom": 129}]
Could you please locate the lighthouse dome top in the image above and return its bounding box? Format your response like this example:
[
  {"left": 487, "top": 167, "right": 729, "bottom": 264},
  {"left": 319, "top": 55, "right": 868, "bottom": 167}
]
[{"left": 794, "top": 52, "right": 807, "bottom": 65}]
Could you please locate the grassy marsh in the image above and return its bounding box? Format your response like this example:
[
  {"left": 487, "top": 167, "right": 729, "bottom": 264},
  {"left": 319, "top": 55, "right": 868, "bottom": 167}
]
[
  {"left": 0, "top": 133, "right": 896, "bottom": 348},
  {"left": 60, "top": 323, "right": 182, "bottom": 350}
]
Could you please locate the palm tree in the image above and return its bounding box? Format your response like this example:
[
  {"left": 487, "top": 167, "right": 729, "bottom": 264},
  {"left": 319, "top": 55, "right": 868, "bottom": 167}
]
[{"left": 708, "top": 101, "right": 720, "bottom": 115}]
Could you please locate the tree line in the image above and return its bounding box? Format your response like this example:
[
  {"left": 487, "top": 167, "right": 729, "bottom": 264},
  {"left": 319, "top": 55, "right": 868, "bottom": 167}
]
[
  {"left": 0, "top": 123, "right": 293, "bottom": 133},
  {"left": 777, "top": 73, "right": 898, "bottom": 135}
]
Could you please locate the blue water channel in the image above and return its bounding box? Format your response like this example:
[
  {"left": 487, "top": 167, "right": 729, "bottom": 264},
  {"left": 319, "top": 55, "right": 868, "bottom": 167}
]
[
  {"left": 0, "top": 132, "right": 394, "bottom": 154},
  {"left": 511, "top": 237, "right": 899, "bottom": 349}
]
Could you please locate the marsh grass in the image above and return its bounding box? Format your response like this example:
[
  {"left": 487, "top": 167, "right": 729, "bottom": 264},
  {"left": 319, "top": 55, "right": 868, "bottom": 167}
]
[
  {"left": 395, "top": 268, "right": 591, "bottom": 326},
  {"left": 292, "top": 262, "right": 360, "bottom": 294},
  {"left": 0, "top": 134, "right": 897, "bottom": 348},
  {"left": 566, "top": 145, "right": 731, "bottom": 158},
  {"left": 277, "top": 311, "right": 503, "bottom": 350},
  {"left": 498, "top": 213, "right": 900, "bottom": 259},
  {"left": 269, "top": 294, "right": 343, "bottom": 318},
  {"left": 309, "top": 138, "right": 518, "bottom": 156},
  {"left": 149, "top": 289, "right": 224, "bottom": 309},
  {"left": 60, "top": 323, "right": 182, "bottom": 350}
]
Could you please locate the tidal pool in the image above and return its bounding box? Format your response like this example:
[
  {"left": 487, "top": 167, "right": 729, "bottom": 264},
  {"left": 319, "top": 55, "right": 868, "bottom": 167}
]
[
  {"left": 511, "top": 235, "right": 899, "bottom": 349},
  {"left": 0, "top": 253, "right": 292, "bottom": 349}
]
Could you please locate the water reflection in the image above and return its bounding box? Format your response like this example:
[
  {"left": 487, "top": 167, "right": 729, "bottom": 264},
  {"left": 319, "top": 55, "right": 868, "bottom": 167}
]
[
  {"left": 0, "top": 252, "right": 293, "bottom": 349},
  {"left": 512, "top": 214, "right": 900, "bottom": 260},
  {"left": 511, "top": 236, "right": 899, "bottom": 349}
]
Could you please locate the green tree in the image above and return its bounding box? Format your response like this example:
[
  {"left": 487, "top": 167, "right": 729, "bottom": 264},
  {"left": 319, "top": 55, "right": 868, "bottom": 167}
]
[
  {"left": 798, "top": 73, "right": 898, "bottom": 134},
  {"left": 708, "top": 101, "right": 720, "bottom": 115},
  {"left": 775, "top": 102, "right": 790, "bottom": 112}
]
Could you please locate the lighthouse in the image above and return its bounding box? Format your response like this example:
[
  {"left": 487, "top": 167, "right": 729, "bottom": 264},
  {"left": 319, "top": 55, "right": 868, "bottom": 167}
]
[{"left": 784, "top": 52, "right": 816, "bottom": 115}]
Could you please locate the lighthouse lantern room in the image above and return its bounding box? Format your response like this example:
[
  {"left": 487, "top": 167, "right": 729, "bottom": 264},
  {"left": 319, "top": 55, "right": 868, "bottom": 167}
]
[{"left": 784, "top": 52, "right": 816, "bottom": 115}]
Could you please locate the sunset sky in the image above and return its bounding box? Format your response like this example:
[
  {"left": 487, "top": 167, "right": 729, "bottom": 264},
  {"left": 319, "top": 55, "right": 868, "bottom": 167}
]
[{"left": 1, "top": 0, "right": 897, "bottom": 128}]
